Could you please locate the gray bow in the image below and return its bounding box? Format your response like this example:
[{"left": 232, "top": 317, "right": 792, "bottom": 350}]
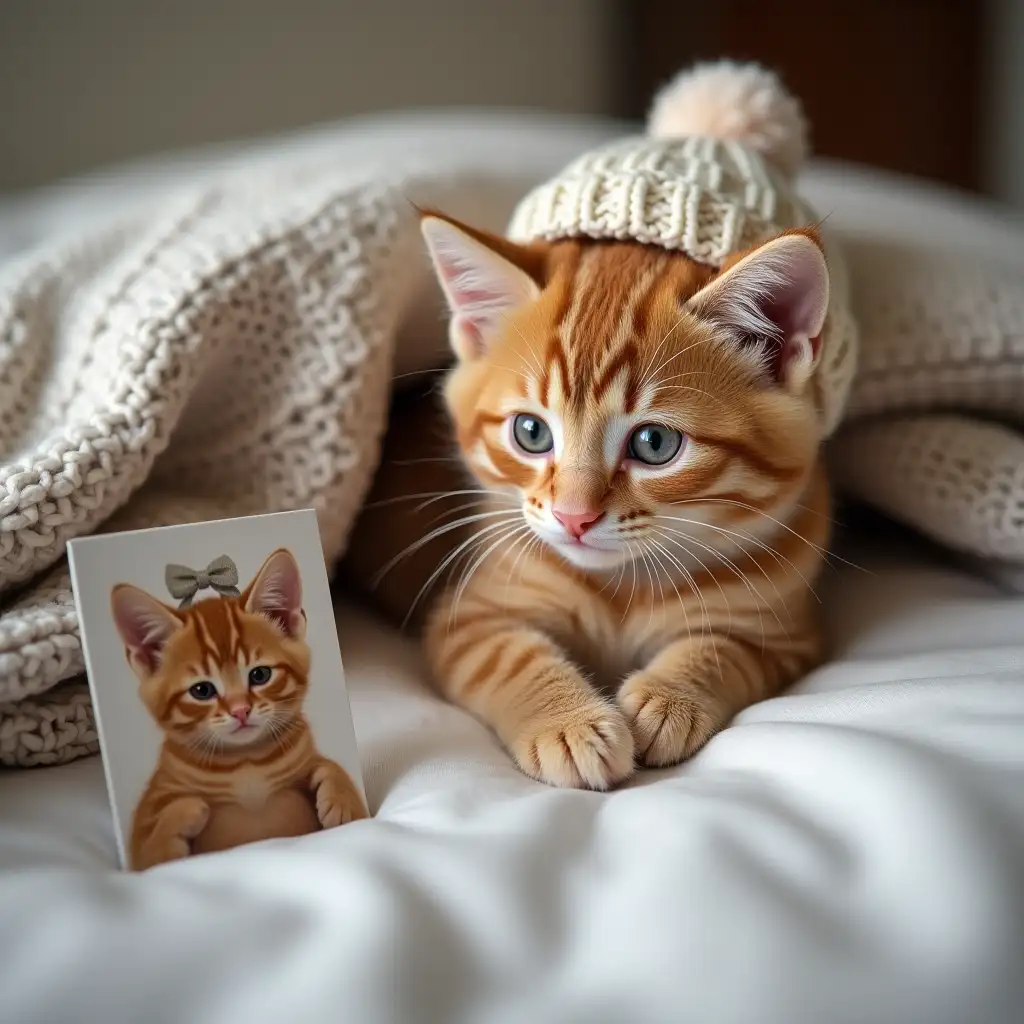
[{"left": 165, "top": 555, "right": 241, "bottom": 607}]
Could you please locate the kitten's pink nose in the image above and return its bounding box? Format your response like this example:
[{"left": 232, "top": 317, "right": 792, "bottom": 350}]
[
  {"left": 229, "top": 705, "right": 251, "bottom": 726},
  {"left": 552, "top": 508, "right": 604, "bottom": 539}
]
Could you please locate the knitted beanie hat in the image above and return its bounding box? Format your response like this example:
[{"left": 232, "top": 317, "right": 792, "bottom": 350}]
[{"left": 507, "top": 61, "right": 858, "bottom": 437}]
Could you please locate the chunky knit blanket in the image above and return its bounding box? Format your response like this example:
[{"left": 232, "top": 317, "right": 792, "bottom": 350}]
[{"left": 1, "top": 114, "right": 1023, "bottom": 768}]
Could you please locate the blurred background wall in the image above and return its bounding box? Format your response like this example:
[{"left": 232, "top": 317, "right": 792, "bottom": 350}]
[{"left": 1, "top": 0, "right": 1021, "bottom": 207}]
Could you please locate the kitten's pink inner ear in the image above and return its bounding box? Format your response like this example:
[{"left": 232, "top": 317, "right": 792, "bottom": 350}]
[
  {"left": 420, "top": 216, "right": 540, "bottom": 361},
  {"left": 245, "top": 549, "right": 305, "bottom": 638},
  {"left": 110, "top": 586, "right": 182, "bottom": 676},
  {"left": 687, "top": 234, "right": 829, "bottom": 391}
]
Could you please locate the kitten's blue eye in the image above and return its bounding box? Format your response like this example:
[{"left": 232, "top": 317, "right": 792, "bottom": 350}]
[
  {"left": 189, "top": 681, "right": 217, "bottom": 701},
  {"left": 512, "top": 413, "right": 553, "bottom": 455},
  {"left": 248, "top": 666, "right": 272, "bottom": 687},
  {"left": 628, "top": 424, "right": 684, "bottom": 466}
]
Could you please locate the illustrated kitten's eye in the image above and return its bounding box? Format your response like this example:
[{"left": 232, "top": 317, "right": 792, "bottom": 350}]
[
  {"left": 512, "top": 413, "right": 553, "bottom": 455},
  {"left": 248, "top": 666, "right": 273, "bottom": 687},
  {"left": 628, "top": 424, "right": 684, "bottom": 466},
  {"left": 189, "top": 681, "right": 217, "bottom": 701}
]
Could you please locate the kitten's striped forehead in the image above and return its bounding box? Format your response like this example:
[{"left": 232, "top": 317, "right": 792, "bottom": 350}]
[
  {"left": 187, "top": 597, "right": 249, "bottom": 674},
  {"left": 534, "top": 241, "right": 716, "bottom": 413}
]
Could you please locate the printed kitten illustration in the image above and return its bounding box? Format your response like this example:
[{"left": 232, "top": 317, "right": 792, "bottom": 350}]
[
  {"left": 344, "top": 64, "right": 836, "bottom": 791},
  {"left": 111, "top": 548, "right": 367, "bottom": 870}
]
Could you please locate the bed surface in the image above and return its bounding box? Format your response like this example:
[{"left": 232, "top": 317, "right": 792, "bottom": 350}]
[
  {"left": 1, "top": 527, "right": 1022, "bottom": 1023},
  {"left": 1, "top": 114, "right": 1023, "bottom": 1024}
]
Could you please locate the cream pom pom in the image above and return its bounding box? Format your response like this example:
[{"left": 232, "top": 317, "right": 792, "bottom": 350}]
[{"left": 647, "top": 60, "right": 808, "bottom": 178}]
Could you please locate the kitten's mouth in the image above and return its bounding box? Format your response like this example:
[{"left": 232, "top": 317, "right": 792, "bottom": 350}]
[
  {"left": 547, "top": 537, "right": 629, "bottom": 571},
  {"left": 556, "top": 536, "right": 619, "bottom": 553},
  {"left": 224, "top": 720, "right": 264, "bottom": 741}
]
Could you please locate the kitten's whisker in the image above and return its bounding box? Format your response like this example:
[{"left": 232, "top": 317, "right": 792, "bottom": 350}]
[
  {"left": 667, "top": 496, "right": 866, "bottom": 574},
  {"left": 648, "top": 530, "right": 737, "bottom": 639},
  {"left": 637, "top": 308, "right": 691, "bottom": 392},
  {"left": 652, "top": 514, "right": 819, "bottom": 603},
  {"left": 403, "top": 517, "right": 524, "bottom": 629},
  {"left": 508, "top": 321, "right": 548, "bottom": 381},
  {"left": 597, "top": 553, "right": 627, "bottom": 598},
  {"left": 497, "top": 308, "right": 547, "bottom": 381},
  {"left": 645, "top": 534, "right": 711, "bottom": 654},
  {"left": 646, "top": 383, "right": 715, "bottom": 399},
  {"left": 645, "top": 540, "right": 694, "bottom": 646},
  {"left": 449, "top": 523, "right": 533, "bottom": 631},
  {"left": 502, "top": 527, "right": 541, "bottom": 602},
  {"left": 621, "top": 542, "right": 639, "bottom": 624},
  {"left": 652, "top": 525, "right": 789, "bottom": 638},
  {"left": 644, "top": 533, "right": 715, "bottom": 641},
  {"left": 641, "top": 330, "right": 717, "bottom": 392},
  {"left": 390, "top": 366, "right": 451, "bottom": 382},
  {"left": 392, "top": 456, "right": 466, "bottom": 466},
  {"left": 652, "top": 530, "right": 771, "bottom": 649},
  {"left": 449, "top": 520, "right": 526, "bottom": 606},
  {"left": 414, "top": 490, "right": 518, "bottom": 514},
  {"left": 672, "top": 543, "right": 719, "bottom": 675},
  {"left": 364, "top": 488, "right": 508, "bottom": 511},
  {"left": 650, "top": 370, "right": 712, "bottom": 383},
  {"left": 653, "top": 520, "right": 780, "bottom": 612},
  {"left": 372, "top": 508, "right": 522, "bottom": 587},
  {"left": 424, "top": 498, "right": 486, "bottom": 528},
  {"left": 644, "top": 383, "right": 725, "bottom": 408},
  {"left": 490, "top": 358, "right": 532, "bottom": 383},
  {"left": 636, "top": 541, "right": 661, "bottom": 631}
]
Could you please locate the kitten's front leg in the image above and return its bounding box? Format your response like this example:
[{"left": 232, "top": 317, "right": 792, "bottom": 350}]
[
  {"left": 131, "top": 795, "right": 210, "bottom": 870},
  {"left": 619, "top": 632, "right": 819, "bottom": 767},
  {"left": 309, "top": 757, "right": 369, "bottom": 828},
  {"left": 425, "top": 606, "right": 634, "bottom": 790}
]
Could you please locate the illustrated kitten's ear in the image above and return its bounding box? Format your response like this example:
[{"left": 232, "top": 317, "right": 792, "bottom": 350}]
[
  {"left": 686, "top": 231, "right": 829, "bottom": 391},
  {"left": 420, "top": 212, "right": 542, "bottom": 361},
  {"left": 244, "top": 548, "right": 306, "bottom": 639},
  {"left": 110, "top": 585, "right": 183, "bottom": 677}
]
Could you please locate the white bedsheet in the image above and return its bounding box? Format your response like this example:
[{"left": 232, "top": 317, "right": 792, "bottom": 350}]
[
  {"left": 1, "top": 526, "right": 1022, "bottom": 1024},
  {"left": 2, "top": 114, "right": 1024, "bottom": 1024}
]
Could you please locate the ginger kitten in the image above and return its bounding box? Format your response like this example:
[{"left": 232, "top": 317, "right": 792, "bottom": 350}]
[
  {"left": 345, "top": 225, "right": 830, "bottom": 790},
  {"left": 112, "top": 548, "right": 367, "bottom": 869},
  {"left": 344, "top": 62, "right": 840, "bottom": 790}
]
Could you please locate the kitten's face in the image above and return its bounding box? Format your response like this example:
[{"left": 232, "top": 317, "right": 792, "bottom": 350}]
[
  {"left": 422, "top": 216, "right": 829, "bottom": 573},
  {"left": 111, "top": 549, "right": 310, "bottom": 752}
]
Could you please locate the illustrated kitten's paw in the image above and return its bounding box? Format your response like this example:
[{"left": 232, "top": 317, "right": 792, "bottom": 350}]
[
  {"left": 136, "top": 797, "right": 210, "bottom": 869},
  {"left": 619, "top": 673, "right": 727, "bottom": 767},
  {"left": 311, "top": 762, "right": 369, "bottom": 829},
  {"left": 511, "top": 702, "right": 635, "bottom": 790}
]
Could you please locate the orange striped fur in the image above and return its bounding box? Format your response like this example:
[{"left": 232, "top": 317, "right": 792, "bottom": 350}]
[
  {"left": 345, "top": 217, "right": 832, "bottom": 790},
  {"left": 112, "top": 549, "right": 367, "bottom": 870}
]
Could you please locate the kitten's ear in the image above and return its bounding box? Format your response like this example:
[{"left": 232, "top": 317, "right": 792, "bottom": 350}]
[
  {"left": 686, "top": 230, "right": 829, "bottom": 391},
  {"left": 244, "top": 548, "right": 306, "bottom": 639},
  {"left": 420, "top": 212, "right": 542, "bottom": 361},
  {"left": 110, "top": 585, "right": 183, "bottom": 677}
]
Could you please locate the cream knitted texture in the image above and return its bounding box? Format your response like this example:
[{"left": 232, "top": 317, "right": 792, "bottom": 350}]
[
  {"left": 832, "top": 236, "right": 1024, "bottom": 560},
  {"left": 506, "top": 135, "right": 858, "bottom": 437},
  {"left": 0, "top": 172, "right": 412, "bottom": 771},
  {"left": 506, "top": 137, "right": 804, "bottom": 263},
  {"left": 0, "top": 117, "right": 609, "bottom": 766},
  {"left": 1, "top": 115, "right": 1023, "bottom": 768}
]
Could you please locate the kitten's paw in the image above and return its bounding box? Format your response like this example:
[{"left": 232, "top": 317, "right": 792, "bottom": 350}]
[
  {"left": 169, "top": 796, "right": 211, "bottom": 839},
  {"left": 512, "top": 703, "right": 635, "bottom": 790},
  {"left": 311, "top": 763, "right": 369, "bottom": 829},
  {"left": 135, "top": 797, "right": 209, "bottom": 869},
  {"left": 619, "top": 673, "right": 726, "bottom": 767},
  {"left": 135, "top": 837, "right": 190, "bottom": 870}
]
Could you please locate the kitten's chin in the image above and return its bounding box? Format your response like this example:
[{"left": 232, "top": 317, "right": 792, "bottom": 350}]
[
  {"left": 214, "top": 723, "right": 273, "bottom": 749},
  {"left": 549, "top": 541, "right": 628, "bottom": 572}
]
